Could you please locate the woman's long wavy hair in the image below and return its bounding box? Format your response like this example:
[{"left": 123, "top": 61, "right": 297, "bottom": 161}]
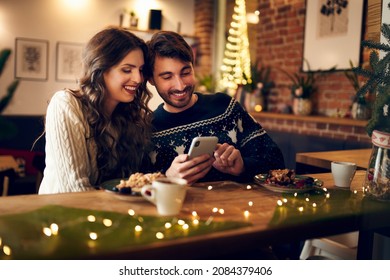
[{"left": 69, "top": 26, "right": 153, "bottom": 183}]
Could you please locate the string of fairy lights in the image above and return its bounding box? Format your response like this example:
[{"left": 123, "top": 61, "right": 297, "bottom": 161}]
[
  {"left": 219, "top": 0, "right": 252, "bottom": 93},
  {"left": 0, "top": 183, "right": 363, "bottom": 258}
]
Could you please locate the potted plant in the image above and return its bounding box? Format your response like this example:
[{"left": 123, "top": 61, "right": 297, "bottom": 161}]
[
  {"left": 0, "top": 49, "right": 20, "bottom": 141},
  {"left": 129, "top": 11, "right": 138, "bottom": 28},
  {"left": 196, "top": 73, "right": 215, "bottom": 94},
  {"left": 243, "top": 61, "right": 275, "bottom": 112},
  {"left": 354, "top": 22, "right": 390, "bottom": 201},
  {"left": 281, "top": 60, "right": 316, "bottom": 115},
  {"left": 344, "top": 60, "right": 372, "bottom": 120}
]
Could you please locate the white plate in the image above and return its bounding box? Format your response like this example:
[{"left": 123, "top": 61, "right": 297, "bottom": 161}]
[{"left": 100, "top": 178, "right": 141, "bottom": 197}]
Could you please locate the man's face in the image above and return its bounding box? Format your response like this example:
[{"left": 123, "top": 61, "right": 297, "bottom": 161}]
[{"left": 149, "top": 56, "right": 196, "bottom": 113}]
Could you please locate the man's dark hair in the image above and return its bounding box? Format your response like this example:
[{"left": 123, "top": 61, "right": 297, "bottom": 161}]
[{"left": 145, "top": 31, "right": 194, "bottom": 77}]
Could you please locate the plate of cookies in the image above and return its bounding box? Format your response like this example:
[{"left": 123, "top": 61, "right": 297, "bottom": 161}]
[
  {"left": 101, "top": 172, "right": 165, "bottom": 197},
  {"left": 254, "top": 169, "right": 323, "bottom": 193}
]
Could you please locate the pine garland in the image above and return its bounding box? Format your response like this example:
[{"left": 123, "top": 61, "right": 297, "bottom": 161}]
[{"left": 354, "top": 23, "right": 390, "bottom": 137}]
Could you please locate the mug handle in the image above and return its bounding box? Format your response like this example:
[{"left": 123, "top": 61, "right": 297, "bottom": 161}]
[{"left": 141, "top": 184, "right": 156, "bottom": 205}]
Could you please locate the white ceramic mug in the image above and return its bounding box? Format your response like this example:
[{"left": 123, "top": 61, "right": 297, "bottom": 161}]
[
  {"left": 141, "top": 177, "right": 188, "bottom": 216},
  {"left": 331, "top": 161, "right": 357, "bottom": 188}
]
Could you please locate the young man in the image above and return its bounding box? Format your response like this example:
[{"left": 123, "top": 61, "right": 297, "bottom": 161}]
[{"left": 145, "top": 31, "right": 285, "bottom": 184}]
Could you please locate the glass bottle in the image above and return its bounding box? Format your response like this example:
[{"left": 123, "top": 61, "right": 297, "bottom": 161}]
[{"left": 364, "top": 130, "right": 390, "bottom": 201}]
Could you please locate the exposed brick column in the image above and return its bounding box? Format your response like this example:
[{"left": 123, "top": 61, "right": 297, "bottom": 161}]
[{"left": 194, "top": 0, "right": 215, "bottom": 77}]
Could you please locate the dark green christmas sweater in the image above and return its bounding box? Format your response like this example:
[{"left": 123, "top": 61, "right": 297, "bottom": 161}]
[{"left": 150, "top": 92, "right": 285, "bottom": 182}]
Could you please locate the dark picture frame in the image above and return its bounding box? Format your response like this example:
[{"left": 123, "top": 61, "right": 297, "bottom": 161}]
[
  {"left": 56, "top": 41, "right": 83, "bottom": 82},
  {"left": 15, "top": 38, "right": 49, "bottom": 81},
  {"left": 302, "top": 0, "right": 364, "bottom": 71}
]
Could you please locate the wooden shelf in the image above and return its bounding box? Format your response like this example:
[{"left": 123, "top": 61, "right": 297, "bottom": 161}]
[{"left": 123, "top": 27, "right": 197, "bottom": 45}]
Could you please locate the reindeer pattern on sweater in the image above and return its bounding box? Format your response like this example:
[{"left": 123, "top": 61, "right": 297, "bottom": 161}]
[{"left": 150, "top": 92, "right": 285, "bottom": 182}]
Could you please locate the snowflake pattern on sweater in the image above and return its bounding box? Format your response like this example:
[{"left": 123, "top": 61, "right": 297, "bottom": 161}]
[{"left": 150, "top": 92, "right": 285, "bottom": 182}]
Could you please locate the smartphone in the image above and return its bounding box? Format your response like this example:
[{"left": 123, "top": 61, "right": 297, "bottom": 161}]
[{"left": 188, "top": 136, "right": 218, "bottom": 159}]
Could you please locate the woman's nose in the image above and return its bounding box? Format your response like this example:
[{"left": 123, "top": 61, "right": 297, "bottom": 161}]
[{"left": 132, "top": 71, "right": 143, "bottom": 83}]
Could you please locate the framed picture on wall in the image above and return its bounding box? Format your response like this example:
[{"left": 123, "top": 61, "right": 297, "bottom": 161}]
[
  {"left": 15, "top": 38, "right": 49, "bottom": 81},
  {"left": 56, "top": 42, "right": 83, "bottom": 82},
  {"left": 302, "top": 0, "right": 364, "bottom": 71}
]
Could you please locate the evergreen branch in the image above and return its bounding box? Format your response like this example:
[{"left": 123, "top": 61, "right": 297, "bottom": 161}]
[
  {"left": 381, "top": 23, "right": 390, "bottom": 44},
  {"left": 356, "top": 79, "right": 377, "bottom": 98},
  {"left": 362, "top": 40, "right": 390, "bottom": 52},
  {"left": 353, "top": 67, "right": 373, "bottom": 79}
]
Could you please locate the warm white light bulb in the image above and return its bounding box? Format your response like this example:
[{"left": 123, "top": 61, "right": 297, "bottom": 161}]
[
  {"left": 3, "top": 245, "right": 11, "bottom": 256},
  {"left": 135, "top": 225, "right": 143, "bottom": 232},
  {"left": 87, "top": 215, "right": 96, "bottom": 222},
  {"left": 103, "top": 219, "right": 112, "bottom": 227},
  {"left": 43, "top": 227, "right": 52, "bottom": 237},
  {"left": 89, "top": 232, "right": 98, "bottom": 240}
]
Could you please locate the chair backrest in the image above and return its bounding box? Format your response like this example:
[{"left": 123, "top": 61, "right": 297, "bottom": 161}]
[
  {"left": 2, "top": 175, "right": 9, "bottom": 196},
  {"left": 0, "top": 168, "right": 16, "bottom": 197}
]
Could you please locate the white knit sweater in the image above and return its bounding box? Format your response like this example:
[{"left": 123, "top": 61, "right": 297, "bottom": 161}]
[{"left": 39, "top": 90, "right": 98, "bottom": 194}]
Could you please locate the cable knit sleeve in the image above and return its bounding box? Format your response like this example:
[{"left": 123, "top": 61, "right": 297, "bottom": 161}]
[{"left": 39, "top": 91, "right": 97, "bottom": 194}]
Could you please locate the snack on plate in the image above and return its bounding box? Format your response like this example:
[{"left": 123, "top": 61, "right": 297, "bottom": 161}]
[
  {"left": 266, "top": 169, "right": 296, "bottom": 186},
  {"left": 265, "top": 168, "right": 315, "bottom": 188},
  {"left": 116, "top": 172, "right": 165, "bottom": 192}
]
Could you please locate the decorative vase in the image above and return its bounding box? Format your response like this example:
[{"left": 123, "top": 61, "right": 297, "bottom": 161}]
[
  {"left": 351, "top": 102, "right": 371, "bottom": 120},
  {"left": 245, "top": 91, "right": 264, "bottom": 113},
  {"left": 130, "top": 16, "right": 138, "bottom": 28},
  {"left": 292, "top": 98, "right": 312, "bottom": 115},
  {"left": 364, "top": 130, "right": 390, "bottom": 201}
]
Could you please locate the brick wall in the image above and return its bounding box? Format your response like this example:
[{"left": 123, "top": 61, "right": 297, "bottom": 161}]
[
  {"left": 255, "top": 0, "right": 373, "bottom": 116},
  {"left": 194, "top": 0, "right": 376, "bottom": 117},
  {"left": 194, "top": 0, "right": 215, "bottom": 76},
  {"left": 252, "top": 112, "right": 371, "bottom": 144}
]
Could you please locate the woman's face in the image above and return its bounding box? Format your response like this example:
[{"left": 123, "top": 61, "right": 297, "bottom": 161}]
[{"left": 103, "top": 48, "right": 144, "bottom": 115}]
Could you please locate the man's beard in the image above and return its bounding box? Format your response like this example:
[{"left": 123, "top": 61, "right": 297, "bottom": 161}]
[{"left": 163, "top": 85, "right": 195, "bottom": 109}]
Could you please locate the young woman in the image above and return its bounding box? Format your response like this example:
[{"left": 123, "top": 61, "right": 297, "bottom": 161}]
[{"left": 39, "top": 26, "right": 153, "bottom": 194}]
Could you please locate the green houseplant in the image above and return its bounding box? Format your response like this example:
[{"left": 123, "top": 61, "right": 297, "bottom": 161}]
[
  {"left": 282, "top": 64, "right": 316, "bottom": 99},
  {"left": 243, "top": 61, "right": 275, "bottom": 112},
  {"left": 0, "top": 49, "right": 20, "bottom": 140},
  {"left": 281, "top": 60, "right": 316, "bottom": 115},
  {"left": 196, "top": 73, "right": 215, "bottom": 94},
  {"left": 344, "top": 60, "right": 372, "bottom": 120}
]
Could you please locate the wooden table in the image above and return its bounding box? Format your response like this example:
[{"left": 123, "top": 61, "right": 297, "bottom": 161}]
[
  {"left": 0, "top": 171, "right": 388, "bottom": 260},
  {"left": 296, "top": 149, "right": 371, "bottom": 170}
]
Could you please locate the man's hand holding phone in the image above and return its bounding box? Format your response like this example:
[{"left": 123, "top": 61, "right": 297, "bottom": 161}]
[{"left": 165, "top": 136, "right": 218, "bottom": 184}]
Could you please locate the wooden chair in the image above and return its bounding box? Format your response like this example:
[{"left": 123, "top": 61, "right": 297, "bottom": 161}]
[
  {"left": 300, "top": 232, "right": 358, "bottom": 260},
  {"left": 0, "top": 168, "right": 16, "bottom": 197}
]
